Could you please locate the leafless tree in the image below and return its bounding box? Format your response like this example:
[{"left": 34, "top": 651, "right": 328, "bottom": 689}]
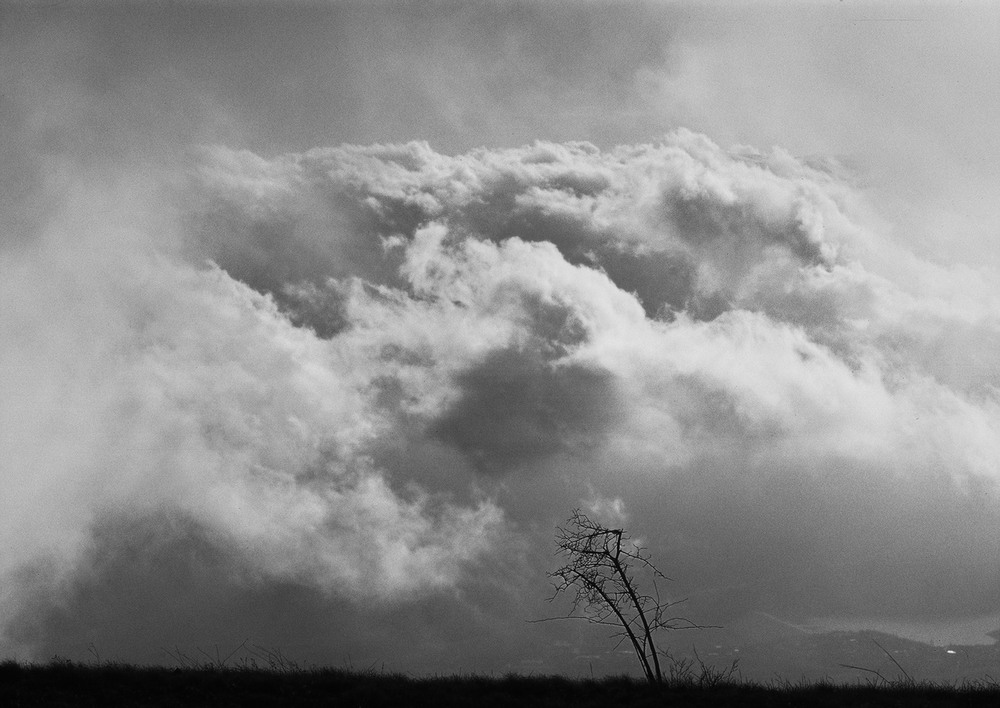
[{"left": 544, "top": 509, "right": 700, "bottom": 684}]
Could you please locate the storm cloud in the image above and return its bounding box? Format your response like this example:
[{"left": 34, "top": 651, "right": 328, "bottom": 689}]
[{"left": 3, "top": 0, "right": 1000, "bottom": 678}]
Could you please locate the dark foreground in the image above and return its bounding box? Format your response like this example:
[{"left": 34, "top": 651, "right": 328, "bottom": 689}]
[{"left": 3, "top": 660, "right": 1000, "bottom": 707}]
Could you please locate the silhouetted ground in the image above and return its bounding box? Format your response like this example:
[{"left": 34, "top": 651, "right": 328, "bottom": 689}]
[{"left": 3, "top": 659, "right": 1000, "bottom": 707}]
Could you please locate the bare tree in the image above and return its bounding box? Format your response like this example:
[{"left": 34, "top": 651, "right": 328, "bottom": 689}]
[{"left": 544, "top": 509, "right": 699, "bottom": 684}]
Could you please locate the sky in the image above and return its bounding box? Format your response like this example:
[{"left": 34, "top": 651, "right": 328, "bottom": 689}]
[{"left": 2, "top": 0, "right": 1000, "bottom": 679}]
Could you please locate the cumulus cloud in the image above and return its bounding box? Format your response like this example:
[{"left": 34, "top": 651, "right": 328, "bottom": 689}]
[
  {"left": 0, "top": 170, "right": 502, "bottom": 658},
  {"left": 4, "top": 128, "right": 1000, "bottom": 669},
  {"left": 187, "top": 131, "right": 1000, "bottom": 621}
]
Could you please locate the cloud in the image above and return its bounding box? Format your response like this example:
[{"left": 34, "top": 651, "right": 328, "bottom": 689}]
[
  {"left": 187, "top": 132, "right": 1000, "bottom": 623},
  {"left": 192, "top": 134, "right": 857, "bottom": 322},
  {"left": 4, "top": 128, "right": 1000, "bottom": 670},
  {"left": 0, "top": 169, "right": 502, "bottom": 659},
  {"left": 644, "top": 3, "right": 1000, "bottom": 270}
]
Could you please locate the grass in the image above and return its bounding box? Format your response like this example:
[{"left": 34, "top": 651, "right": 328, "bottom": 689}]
[{"left": 3, "top": 656, "right": 1000, "bottom": 707}]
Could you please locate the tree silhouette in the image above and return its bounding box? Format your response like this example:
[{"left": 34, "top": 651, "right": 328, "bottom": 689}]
[{"left": 545, "top": 509, "right": 699, "bottom": 684}]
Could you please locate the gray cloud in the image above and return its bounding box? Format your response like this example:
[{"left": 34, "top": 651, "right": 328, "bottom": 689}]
[
  {"left": 4, "top": 1, "right": 1000, "bottom": 678},
  {"left": 7, "top": 127, "right": 1000, "bottom": 672},
  {"left": 430, "top": 346, "right": 619, "bottom": 475}
]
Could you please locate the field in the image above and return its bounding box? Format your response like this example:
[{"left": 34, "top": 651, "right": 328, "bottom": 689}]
[{"left": 4, "top": 659, "right": 1000, "bottom": 707}]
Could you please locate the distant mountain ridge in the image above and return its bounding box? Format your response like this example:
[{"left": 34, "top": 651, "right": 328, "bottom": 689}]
[{"left": 680, "top": 612, "right": 1000, "bottom": 683}]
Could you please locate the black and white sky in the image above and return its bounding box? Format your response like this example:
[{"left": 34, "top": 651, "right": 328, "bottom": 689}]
[{"left": 2, "top": 0, "right": 1000, "bottom": 677}]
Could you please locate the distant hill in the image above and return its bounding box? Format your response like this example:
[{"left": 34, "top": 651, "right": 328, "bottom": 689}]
[{"left": 687, "top": 625, "right": 1000, "bottom": 683}]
